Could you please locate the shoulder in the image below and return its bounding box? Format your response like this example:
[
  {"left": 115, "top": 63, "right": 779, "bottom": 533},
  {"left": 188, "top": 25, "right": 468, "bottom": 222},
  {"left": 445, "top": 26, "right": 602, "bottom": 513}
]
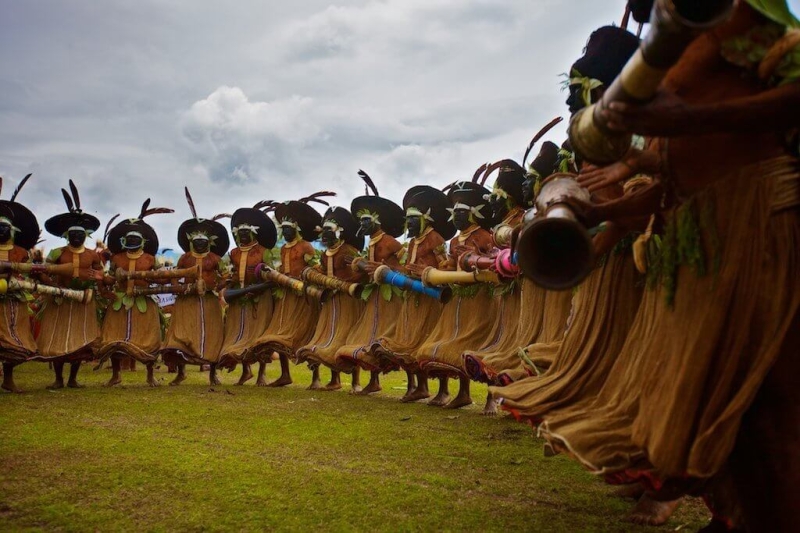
[{"left": 427, "top": 232, "right": 445, "bottom": 246}]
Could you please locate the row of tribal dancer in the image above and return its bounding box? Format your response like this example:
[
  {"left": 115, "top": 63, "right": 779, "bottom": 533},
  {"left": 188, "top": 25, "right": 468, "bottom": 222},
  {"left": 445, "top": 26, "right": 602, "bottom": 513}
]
[{"left": 2, "top": 0, "right": 799, "bottom": 530}]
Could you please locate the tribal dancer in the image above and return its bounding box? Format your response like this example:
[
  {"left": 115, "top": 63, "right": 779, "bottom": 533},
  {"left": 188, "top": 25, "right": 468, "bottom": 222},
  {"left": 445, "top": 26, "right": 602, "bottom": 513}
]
[
  {"left": 465, "top": 141, "right": 562, "bottom": 387},
  {"left": 96, "top": 199, "right": 173, "bottom": 387},
  {"left": 249, "top": 194, "right": 328, "bottom": 387},
  {"left": 334, "top": 170, "right": 405, "bottom": 394},
  {"left": 218, "top": 202, "right": 277, "bottom": 386},
  {"left": 0, "top": 174, "right": 40, "bottom": 393},
  {"left": 415, "top": 179, "right": 496, "bottom": 408},
  {"left": 458, "top": 155, "right": 538, "bottom": 415},
  {"left": 373, "top": 185, "right": 453, "bottom": 401},
  {"left": 533, "top": 2, "right": 800, "bottom": 529},
  {"left": 36, "top": 180, "right": 102, "bottom": 389},
  {"left": 296, "top": 206, "right": 365, "bottom": 392},
  {"left": 160, "top": 188, "right": 229, "bottom": 386}
]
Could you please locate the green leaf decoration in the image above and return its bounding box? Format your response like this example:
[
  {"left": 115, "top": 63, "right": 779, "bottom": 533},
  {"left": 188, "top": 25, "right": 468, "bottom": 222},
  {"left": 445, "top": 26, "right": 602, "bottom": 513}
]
[
  {"left": 46, "top": 248, "right": 63, "bottom": 263},
  {"left": 135, "top": 295, "right": 148, "bottom": 314},
  {"left": 379, "top": 284, "right": 393, "bottom": 302},
  {"left": 122, "top": 295, "right": 134, "bottom": 310},
  {"left": 391, "top": 286, "right": 403, "bottom": 298},
  {"left": 360, "top": 284, "right": 375, "bottom": 301},
  {"left": 112, "top": 299, "right": 123, "bottom": 311}
]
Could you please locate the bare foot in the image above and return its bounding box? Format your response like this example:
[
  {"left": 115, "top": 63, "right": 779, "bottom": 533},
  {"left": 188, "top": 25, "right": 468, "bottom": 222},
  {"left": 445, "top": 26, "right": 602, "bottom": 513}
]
[
  {"left": 307, "top": 380, "right": 323, "bottom": 390},
  {"left": 444, "top": 395, "right": 472, "bottom": 409},
  {"left": 235, "top": 365, "right": 253, "bottom": 386},
  {"left": 356, "top": 382, "right": 382, "bottom": 395},
  {"left": 1, "top": 382, "right": 23, "bottom": 393},
  {"left": 349, "top": 384, "right": 363, "bottom": 394},
  {"left": 67, "top": 380, "right": 85, "bottom": 389},
  {"left": 169, "top": 374, "right": 187, "bottom": 386},
  {"left": 323, "top": 382, "right": 342, "bottom": 391},
  {"left": 104, "top": 376, "right": 122, "bottom": 387},
  {"left": 627, "top": 495, "right": 682, "bottom": 526},
  {"left": 428, "top": 391, "right": 450, "bottom": 407},
  {"left": 47, "top": 380, "right": 65, "bottom": 390},
  {"left": 402, "top": 388, "right": 430, "bottom": 403},
  {"left": 268, "top": 376, "right": 292, "bottom": 387},
  {"left": 147, "top": 377, "right": 161, "bottom": 387},
  {"left": 612, "top": 483, "right": 645, "bottom": 500},
  {"left": 256, "top": 377, "right": 269, "bottom": 387},
  {"left": 482, "top": 394, "right": 498, "bottom": 416},
  {"left": 400, "top": 387, "right": 417, "bottom": 401}
]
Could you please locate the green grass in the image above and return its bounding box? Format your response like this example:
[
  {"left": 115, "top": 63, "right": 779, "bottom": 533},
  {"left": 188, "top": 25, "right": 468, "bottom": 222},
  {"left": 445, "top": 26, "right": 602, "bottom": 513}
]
[{"left": 0, "top": 363, "right": 710, "bottom": 532}]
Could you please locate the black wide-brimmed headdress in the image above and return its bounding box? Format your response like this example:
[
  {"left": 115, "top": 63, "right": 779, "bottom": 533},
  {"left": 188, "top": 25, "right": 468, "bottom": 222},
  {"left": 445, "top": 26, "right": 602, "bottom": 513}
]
[
  {"left": 402, "top": 185, "right": 456, "bottom": 240},
  {"left": 0, "top": 174, "right": 40, "bottom": 250},
  {"left": 176, "top": 187, "right": 230, "bottom": 256},
  {"left": 107, "top": 199, "right": 173, "bottom": 255},
  {"left": 231, "top": 200, "right": 278, "bottom": 249},
  {"left": 274, "top": 191, "right": 335, "bottom": 243},
  {"left": 322, "top": 206, "right": 362, "bottom": 250},
  {"left": 44, "top": 179, "right": 101, "bottom": 239},
  {"left": 350, "top": 170, "right": 405, "bottom": 238},
  {"left": 444, "top": 179, "right": 494, "bottom": 230}
]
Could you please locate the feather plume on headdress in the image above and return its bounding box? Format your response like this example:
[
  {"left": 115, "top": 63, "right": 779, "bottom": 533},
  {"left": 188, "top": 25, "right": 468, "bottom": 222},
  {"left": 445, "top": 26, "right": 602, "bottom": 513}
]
[
  {"left": 299, "top": 191, "right": 336, "bottom": 207},
  {"left": 9, "top": 173, "right": 32, "bottom": 202},
  {"left": 212, "top": 213, "right": 232, "bottom": 221},
  {"left": 103, "top": 214, "right": 120, "bottom": 242},
  {"left": 357, "top": 170, "right": 379, "bottom": 196},
  {"left": 184, "top": 187, "right": 198, "bottom": 219},
  {"left": 522, "top": 116, "right": 564, "bottom": 168},
  {"left": 472, "top": 163, "right": 488, "bottom": 184}
]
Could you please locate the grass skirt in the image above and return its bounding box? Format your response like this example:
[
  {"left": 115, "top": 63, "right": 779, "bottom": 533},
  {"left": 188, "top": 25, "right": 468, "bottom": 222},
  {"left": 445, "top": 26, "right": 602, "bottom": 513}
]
[
  {"left": 96, "top": 298, "right": 162, "bottom": 364},
  {"left": 219, "top": 296, "right": 273, "bottom": 367},
  {"left": 372, "top": 295, "right": 443, "bottom": 371},
  {"left": 335, "top": 289, "right": 402, "bottom": 372},
  {"left": 33, "top": 297, "right": 99, "bottom": 363},
  {"left": 490, "top": 250, "right": 642, "bottom": 424},
  {"left": 297, "top": 293, "right": 364, "bottom": 372},
  {"left": 250, "top": 291, "right": 319, "bottom": 359},
  {"left": 416, "top": 289, "right": 497, "bottom": 378},
  {"left": 537, "top": 157, "right": 800, "bottom": 481},
  {"left": 0, "top": 299, "right": 37, "bottom": 364},
  {"left": 160, "top": 293, "right": 223, "bottom": 366}
]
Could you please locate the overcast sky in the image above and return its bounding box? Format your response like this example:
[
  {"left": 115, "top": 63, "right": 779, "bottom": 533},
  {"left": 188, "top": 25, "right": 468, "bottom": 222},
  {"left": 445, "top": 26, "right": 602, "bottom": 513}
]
[{"left": 1, "top": 0, "right": 632, "bottom": 252}]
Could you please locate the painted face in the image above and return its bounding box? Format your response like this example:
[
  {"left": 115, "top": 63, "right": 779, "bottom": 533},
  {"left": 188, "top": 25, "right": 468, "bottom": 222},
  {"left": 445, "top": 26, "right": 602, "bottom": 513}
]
[
  {"left": 522, "top": 177, "right": 535, "bottom": 207},
  {"left": 566, "top": 84, "right": 605, "bottom": 115},
  {"left": 405, "top": 216, "right": 422, "bottom": 238},
  {"left": 122, "top": 234, "right": 143, "bottom": 250},
  {"left": 67, "top": 229, "right": 87, "bottom": 248},
  {"left": 452, "top": 209, "right": 471, "bottom": 231},
  {"left": 191, "top": 237, "right": 210, "bottom": 254},
  {"left": 321, "top": 227, "right": 338, "bottom": 248},
  {"left": 0, "top": 223, "right": 12, "bottom": 244},
  {"left": 237, "top": 228, "right": 254, "bottom": 246},
  {"left": 281, "top": 226, "right": 297, "bottom": 243},
  {"left": 488, "top": 193, "right": 509, "bottom": 220},
  {"left": 358, "top": 216, "right": 376, "bottom": 237}
]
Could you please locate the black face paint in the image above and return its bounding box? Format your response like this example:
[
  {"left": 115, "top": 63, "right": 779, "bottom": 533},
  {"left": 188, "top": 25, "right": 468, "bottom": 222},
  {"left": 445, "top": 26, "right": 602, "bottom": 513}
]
[
  {"left": 68, "top": 229, "right": 86, "bottom": 248},
  {"left": 237, "top": 228, "right": 253, "bottom": 246},
  {"left": 281, "top": 226, "right": 297, "bottom": 243},
  {"left": 489, "top": 194, "right": 509, "bottom": 220},
  {"left": 123, "top": 235, "right": 143, "bottom": 250},
  {"left": 522, "top": 177, "right": 535, "bottom": 207},
  {"left": 321, "top": 228, "right": 338, "bottom": 248},
  {"left": 0, "top": 224, "right": 12, "bottom": 244},
  {"left": 453, "top": 209, "right": 471, "bottom": 231},
  {"left": 192, "top": 238, "right": 210, "bottom": 254},
  {"left": 358, "top": 216, "right": 376, "bottom": 237},
  {"left": 406, "top": 216, "right": 422, "bottom": 238}
]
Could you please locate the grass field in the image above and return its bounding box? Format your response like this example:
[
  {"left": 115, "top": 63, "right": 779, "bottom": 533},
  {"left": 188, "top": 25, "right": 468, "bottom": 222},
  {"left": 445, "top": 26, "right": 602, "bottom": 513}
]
[{"left": 1, "top": 362, "right": 710, "bottom": 532}]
